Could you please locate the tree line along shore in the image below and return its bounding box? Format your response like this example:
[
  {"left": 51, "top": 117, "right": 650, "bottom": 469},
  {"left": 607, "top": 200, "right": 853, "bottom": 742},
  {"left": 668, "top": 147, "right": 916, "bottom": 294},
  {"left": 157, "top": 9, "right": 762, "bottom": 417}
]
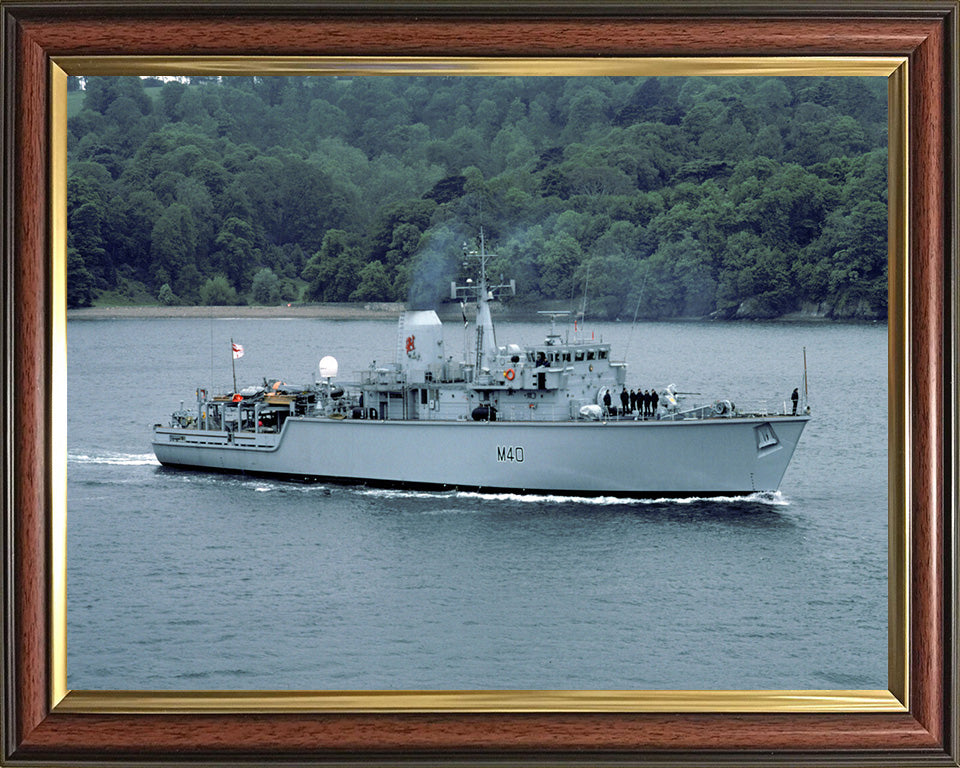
[{"left": 67, "top": 74, "right": 888, "bottom": 321}]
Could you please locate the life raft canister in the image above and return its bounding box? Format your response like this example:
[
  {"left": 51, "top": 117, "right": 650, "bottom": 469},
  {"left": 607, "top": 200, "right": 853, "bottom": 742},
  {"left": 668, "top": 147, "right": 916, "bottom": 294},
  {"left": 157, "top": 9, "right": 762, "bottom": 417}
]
[
  {"left": 471, "top": 405, "right": 497, "bottom": 421},
  {"left": 504, "top": 368, "right": 515, "bottom": 381}
]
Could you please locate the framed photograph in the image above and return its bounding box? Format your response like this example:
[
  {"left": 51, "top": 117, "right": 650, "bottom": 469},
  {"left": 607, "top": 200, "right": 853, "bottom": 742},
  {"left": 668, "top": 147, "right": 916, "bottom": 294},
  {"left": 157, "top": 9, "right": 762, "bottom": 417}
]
[{"left": 2, "top": 2, "right": 956, "bottom": 765}]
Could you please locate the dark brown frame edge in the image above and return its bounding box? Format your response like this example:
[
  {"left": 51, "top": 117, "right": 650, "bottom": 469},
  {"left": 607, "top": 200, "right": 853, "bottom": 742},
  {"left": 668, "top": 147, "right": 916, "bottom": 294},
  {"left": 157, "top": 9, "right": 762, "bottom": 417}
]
[{"left": 1, "top": 2, "right": 957, "bottom": 766}]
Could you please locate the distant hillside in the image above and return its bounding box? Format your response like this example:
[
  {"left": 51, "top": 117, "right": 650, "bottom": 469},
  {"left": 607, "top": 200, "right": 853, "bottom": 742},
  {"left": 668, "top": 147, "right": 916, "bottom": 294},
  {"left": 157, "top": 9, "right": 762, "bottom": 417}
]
[{"left": 66, "top": 74, "right": 888, "bottom": 320}]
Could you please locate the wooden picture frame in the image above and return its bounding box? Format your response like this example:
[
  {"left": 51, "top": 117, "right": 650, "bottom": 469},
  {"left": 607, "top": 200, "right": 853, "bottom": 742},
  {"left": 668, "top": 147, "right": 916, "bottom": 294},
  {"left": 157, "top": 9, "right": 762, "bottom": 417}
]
[{"left": 2, "top": 2, "right": 957, "bottom": 765}]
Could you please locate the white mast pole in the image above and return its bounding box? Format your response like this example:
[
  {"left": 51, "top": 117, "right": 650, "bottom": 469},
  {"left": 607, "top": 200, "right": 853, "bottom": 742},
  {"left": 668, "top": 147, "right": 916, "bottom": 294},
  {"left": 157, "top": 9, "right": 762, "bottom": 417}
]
[
  {"left": 803, "top": 346, "right": 808, "bottom": 406},
  {"left": 231, "top": 337, "right": 238, "bottom": 393}
]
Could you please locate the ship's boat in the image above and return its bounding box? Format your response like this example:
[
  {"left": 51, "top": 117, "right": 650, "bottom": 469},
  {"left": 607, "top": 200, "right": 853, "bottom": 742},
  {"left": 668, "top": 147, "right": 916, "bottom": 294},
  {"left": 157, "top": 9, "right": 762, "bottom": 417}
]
[{"left": 152, "top": 234, "right": 810, "bottom": 497}]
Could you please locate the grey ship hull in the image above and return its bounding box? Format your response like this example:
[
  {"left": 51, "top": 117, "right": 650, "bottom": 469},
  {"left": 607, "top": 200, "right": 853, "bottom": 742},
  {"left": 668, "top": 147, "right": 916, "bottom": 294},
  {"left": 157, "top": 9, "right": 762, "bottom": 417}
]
[{"left": 153, "top": 414, "right": 809, "bottom": 496}]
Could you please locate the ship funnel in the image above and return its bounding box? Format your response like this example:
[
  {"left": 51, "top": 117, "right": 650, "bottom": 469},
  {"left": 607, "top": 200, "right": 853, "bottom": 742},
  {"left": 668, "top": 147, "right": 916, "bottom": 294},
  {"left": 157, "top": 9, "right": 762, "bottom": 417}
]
[
  {"left": 319, "top": 355, "right": 339, "bottom": 379},
  {"left": 398, "top": 311, "right": 445, "bottom": 369}
]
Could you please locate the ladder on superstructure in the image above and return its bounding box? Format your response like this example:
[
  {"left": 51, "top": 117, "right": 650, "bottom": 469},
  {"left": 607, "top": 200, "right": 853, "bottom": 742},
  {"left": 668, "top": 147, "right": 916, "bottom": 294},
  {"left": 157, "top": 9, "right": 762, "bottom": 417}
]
[{"left": 396, "top": 313, "right": 406, "bottom": 365}]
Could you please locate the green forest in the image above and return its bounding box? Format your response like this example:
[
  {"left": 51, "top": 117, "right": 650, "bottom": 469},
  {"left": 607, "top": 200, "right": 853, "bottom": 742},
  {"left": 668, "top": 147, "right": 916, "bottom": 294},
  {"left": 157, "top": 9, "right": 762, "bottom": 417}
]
[{"left": 66, "top": 74, "right": 888, "bottom": 319}]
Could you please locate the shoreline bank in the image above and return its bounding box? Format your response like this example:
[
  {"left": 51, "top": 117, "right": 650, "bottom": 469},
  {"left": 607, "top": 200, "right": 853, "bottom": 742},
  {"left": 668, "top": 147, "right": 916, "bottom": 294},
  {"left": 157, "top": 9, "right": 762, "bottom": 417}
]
[
  {"left": 67, "top": 302, "right": 881, "bottom": 323},
  {"left": 67, "top": 303, "right": 409, "bottom": 321}
]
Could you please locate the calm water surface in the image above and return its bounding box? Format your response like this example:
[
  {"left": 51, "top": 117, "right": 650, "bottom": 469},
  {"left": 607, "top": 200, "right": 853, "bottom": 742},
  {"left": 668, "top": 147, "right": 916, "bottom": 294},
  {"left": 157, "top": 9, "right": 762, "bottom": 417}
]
[{"left": 67, "top": 317, "right": 887, "bottom": 690}]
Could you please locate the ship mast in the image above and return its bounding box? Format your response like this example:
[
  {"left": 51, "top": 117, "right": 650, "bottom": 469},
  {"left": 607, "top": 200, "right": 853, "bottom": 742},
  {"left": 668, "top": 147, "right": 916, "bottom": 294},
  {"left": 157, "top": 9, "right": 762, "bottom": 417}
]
[
  {"left": 450, "top": 228, "right": 515, "bottom": 373},
  {"left": 474, "top": 229, "right": 497, "bottom": 371}
]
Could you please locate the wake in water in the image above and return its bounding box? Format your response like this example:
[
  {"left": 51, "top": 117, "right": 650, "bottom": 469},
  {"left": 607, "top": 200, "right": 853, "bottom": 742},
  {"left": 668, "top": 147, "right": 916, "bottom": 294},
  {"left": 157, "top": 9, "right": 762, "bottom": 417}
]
[
  {"left": 84, "top": 458, "right": 789, "bottom": 509},
  {"left": 69, "top": 452, "right": 160, "bottom": 466},
  {"left": 356, "top": 487, "right": 789, "bottom": 507}
]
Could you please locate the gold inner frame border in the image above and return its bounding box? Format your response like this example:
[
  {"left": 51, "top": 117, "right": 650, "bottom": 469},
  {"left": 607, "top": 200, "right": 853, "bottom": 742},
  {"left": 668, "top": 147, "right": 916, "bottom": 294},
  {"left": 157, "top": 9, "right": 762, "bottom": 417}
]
[{"left": 49, "top": 55, "right": 909, "bottom": 715}]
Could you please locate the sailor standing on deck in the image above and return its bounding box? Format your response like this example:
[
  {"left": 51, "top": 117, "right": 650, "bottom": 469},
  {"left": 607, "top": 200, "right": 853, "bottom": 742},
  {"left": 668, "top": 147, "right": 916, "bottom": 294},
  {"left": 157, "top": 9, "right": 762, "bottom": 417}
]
[
  {"left": 791, "top": 387, "right": 799, "bottom": 415},
  {"left": 603, "top": 389, "right": 612, "bottom": 415},
  {"left": 620, "top": 387, "right": 629, "bottom": 415},
  {"left": 651, "top": 388, "right": 659, "bottom": 417}
]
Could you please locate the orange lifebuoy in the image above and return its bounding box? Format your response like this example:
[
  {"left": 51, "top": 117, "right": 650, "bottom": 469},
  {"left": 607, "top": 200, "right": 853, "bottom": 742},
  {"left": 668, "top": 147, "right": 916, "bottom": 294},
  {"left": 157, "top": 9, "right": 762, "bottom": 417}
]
[
  {"left": 504, "top": 368, "right": 515, "bottom": 381},
  {"left": 232, "top": 393, "right": 243, "bottom": 402}
]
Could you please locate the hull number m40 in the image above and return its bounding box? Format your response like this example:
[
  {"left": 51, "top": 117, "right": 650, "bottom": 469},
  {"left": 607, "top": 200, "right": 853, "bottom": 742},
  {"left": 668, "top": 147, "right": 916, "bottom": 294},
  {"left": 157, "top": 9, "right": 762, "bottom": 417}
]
[{"left": 497, "top": 446, "right": 524, "bottom": 463}]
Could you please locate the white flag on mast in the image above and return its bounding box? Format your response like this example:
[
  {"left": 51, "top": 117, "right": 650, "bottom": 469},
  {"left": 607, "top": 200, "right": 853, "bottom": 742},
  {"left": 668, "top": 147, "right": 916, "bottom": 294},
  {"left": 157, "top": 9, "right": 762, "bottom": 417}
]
[{"left": 232, "top": 342, "right": 244, "bottom": 359}]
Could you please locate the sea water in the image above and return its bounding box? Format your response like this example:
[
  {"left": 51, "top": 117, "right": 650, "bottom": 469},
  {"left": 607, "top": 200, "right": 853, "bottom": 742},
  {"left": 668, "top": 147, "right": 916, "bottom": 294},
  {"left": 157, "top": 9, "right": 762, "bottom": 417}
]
[{"left": 66, "top": 317, "right": 887, "bottom": 691}]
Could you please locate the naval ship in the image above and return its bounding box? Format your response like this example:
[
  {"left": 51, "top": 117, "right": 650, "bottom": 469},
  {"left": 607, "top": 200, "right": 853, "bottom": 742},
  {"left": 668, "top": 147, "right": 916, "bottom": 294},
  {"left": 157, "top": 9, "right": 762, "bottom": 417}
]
[{"left": 153, "top": 236, "right": 810, "bottom": 497}]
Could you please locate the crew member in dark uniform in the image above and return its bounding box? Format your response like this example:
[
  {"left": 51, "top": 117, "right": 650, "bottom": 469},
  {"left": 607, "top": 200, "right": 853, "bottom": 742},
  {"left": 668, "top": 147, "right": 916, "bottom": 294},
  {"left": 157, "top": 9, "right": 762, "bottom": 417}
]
[
  {"left": 640, "top": 389, "right": 650, "bottom": 418},
  {"left": 791, "top": 387, "right": 799, "bottom": 415},
  {"left": 630, "top": 389, "right": 637, "bottom": 413},
  {"left": 603, "top": 389, "right": 612, "bottom": 415},
  {"left": 620, "top": 387, "right": 629, "bottom": 415},
  {"left": 651, "top": 388, "right": 659, "bottom": 417}
]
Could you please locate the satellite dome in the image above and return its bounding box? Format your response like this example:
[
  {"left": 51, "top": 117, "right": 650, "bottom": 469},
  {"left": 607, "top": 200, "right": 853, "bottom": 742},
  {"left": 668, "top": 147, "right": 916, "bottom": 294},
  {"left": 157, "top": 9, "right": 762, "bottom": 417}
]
[{"left": 318, "top": 355, "right": 339, "bottom": 379}]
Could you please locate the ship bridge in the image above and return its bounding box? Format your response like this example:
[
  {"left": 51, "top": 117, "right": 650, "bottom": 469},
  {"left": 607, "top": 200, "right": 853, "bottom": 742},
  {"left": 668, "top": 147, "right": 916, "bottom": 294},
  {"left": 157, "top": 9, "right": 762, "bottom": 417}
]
[
  {"left": 487, "top": 309, "right": 623, "bottom": 393},
  {"left": 520, "top": 340, "right": 612, "bottom": 368}
]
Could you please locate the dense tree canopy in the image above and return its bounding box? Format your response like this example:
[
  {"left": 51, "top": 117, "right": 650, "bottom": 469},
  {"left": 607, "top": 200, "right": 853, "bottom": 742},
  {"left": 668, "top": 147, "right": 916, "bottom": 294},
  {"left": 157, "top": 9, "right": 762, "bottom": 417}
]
[{"left": 67, "top": 74, "right": 887, "bottom": 319}]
